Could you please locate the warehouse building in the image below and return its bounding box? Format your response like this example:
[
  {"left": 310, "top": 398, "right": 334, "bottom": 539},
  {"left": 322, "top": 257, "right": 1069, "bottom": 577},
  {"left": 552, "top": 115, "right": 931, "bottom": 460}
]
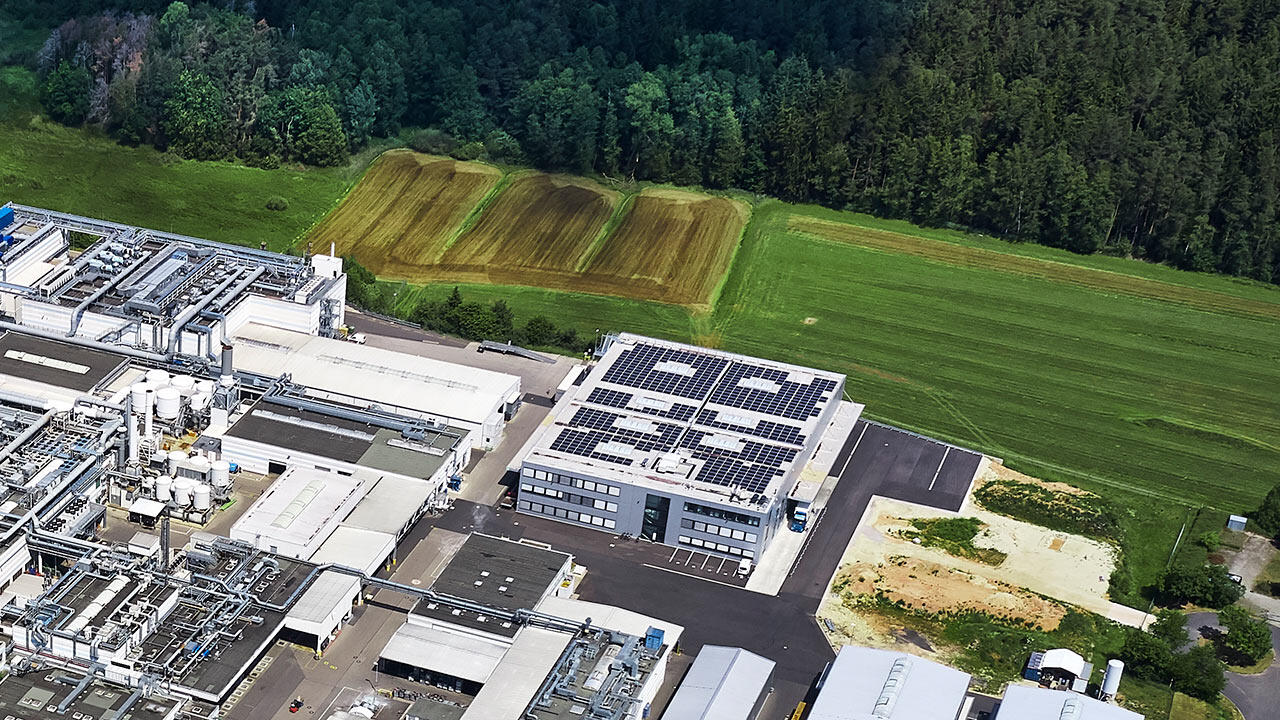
[
  {"left": 662, "top": 645, "right": 775, "bottom": 720},
  {"left": 808, "top": 646, "right": 972, "bottom": 720},
  {"left": 996, "top": 685, "right": 1143, "bottom": 720},
  {"left": 514, "top": 333, "right": 846, "bottom": 560}
]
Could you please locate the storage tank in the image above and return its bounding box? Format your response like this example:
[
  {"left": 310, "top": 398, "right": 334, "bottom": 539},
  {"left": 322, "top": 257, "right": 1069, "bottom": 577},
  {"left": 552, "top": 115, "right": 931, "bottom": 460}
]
[
  {"left": 155, "top": 476, "right": 173, "bottom": 502},
  {"left": 167, "top": 450, "right": 186, "bottom": 478},
  {"left": 1101, "top": 659, "right": 1124, "bottom": 699},
  {"left": 170, "top": 375, "right": 196, "bottom": 397},
  {"left": 145, "top": 369, "right": 170, "bottom": 386},
  {"left": 129, "top": 383, "right": 150, "bottom": 414},
  {"left": 190, "top": 392, "right": 211, "bottom": 411},
  {"left": 155, "top": 387, "right": 181, "bottom": 420},
  {"left": 189, "top": 456, "right": 211, "bottom": 480},
  {"left": 195, "top": 379, "right": 214, "bottom": 395},
  {"left": 210, "top": 460, "right": 231, "bottom": 493},
  {"left": 583, "top": 644, "right": 622, "bottom": 692},
  {"left": 192, "top": 483, "right": 211, "bottom": 511},
  {"left": 173, "top": 478, "right": 194, "bottom": 507}
]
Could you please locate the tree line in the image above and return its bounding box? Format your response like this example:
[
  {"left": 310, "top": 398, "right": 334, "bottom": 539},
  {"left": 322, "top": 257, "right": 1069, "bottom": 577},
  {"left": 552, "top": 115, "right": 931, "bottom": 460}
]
[{"left": 13, "top": 0, "right": 1280, "bottom": 283}]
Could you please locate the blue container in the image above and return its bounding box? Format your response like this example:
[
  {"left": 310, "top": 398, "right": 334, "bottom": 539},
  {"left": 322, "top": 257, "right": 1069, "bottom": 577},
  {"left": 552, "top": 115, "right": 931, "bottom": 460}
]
[
  {"left": 644, "top": 627, "right": 664, "bottom": 651},
  {"left": 228, "top": 462, "right": 239, "bottom": 473},
  {"left": 0, "top": 207, "right": 13, "bottom": 231}
]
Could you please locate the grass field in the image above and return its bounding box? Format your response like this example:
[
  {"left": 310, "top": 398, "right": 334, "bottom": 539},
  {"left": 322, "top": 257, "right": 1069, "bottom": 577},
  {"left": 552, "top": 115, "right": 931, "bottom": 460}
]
[
  {"left": 309, "top": 150, "right": 500, "bottom": 275},
  {"left": 0, "top": 67, "right": 354, "bottom": 252},
  {"left": 582, "top": 188, "right": 749, "bottom": 306}
]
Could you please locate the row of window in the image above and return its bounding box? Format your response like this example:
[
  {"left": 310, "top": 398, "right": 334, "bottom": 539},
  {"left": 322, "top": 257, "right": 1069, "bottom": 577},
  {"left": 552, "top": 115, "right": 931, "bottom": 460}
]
[
  {"left": 678, "top": 535, "right": 754, "bottom": 559},
  {"left": 683, "top": 501, "right": 761, "bottom": 527},
  {"left": 679, "top": 518, "right": 758, "bottom": 543},
  {"left": 523, "top": 467, "right": 621, "bottom": 496},
  {"left": 520, "top": 500, "right": 617, "bottom": 529},
  {"left": 520, "top": 483, "right": 619, "bottom": 513}
]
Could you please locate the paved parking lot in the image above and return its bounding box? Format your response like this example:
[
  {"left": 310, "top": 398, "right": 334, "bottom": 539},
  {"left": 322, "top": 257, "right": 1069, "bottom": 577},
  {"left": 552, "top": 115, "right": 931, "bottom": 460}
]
[{"left": 659, "top": 547, "right": 750, "bottom": 586}]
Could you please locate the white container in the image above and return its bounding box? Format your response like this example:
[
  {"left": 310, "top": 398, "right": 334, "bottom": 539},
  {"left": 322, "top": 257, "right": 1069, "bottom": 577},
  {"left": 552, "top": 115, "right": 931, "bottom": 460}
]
[
  {"left": 193, "top": 483, "right": 211, "bottom": 511},
  {"left": 195, "top": 379, "right": 214, "bottom": 395},
  {"left": 189, "top": 456, "right": 211, "bottom": 479},
  {"left": 145, "top": 369, "right": 170, "bottom": 386},
  {"left": 190, "top": 392, "right": 211, "bottom": 411},
  {"left": 129, "top": 383, "right": 150, "bottom": 414},
  {"left": 210, "top": 460, "right": 231, "bottom": 492},
  {"left": 155, "top": 387, "right": 181, "bottom": 420},
  {"left": 170, "top": 375, "right": 196, "bottom": 397},
  {"left": 167, "top": 450, "right": 186, "bottom": 477},
  {"left": 1102, "top": 659, "right": 1124, "bottom": 697},
  {"left": 155, "top": 476, "right": 173, "bottom": 502},
  {"left": 173, "top": 478, "right": 194, "bottom": 507}
]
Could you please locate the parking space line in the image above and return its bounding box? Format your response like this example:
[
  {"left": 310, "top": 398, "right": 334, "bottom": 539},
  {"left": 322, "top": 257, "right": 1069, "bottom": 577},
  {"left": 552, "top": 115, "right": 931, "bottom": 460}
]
[
  {"left": 668, "top": 547, "right": 679, "bottom": 562},
  {"left": 701, "top": 554, "right": 711, "bottom": 570},
  {"left": 928, "top": 446, "right": 951, "bottom": 491},
  {"left": 835, "top": 423, "right": 870, "bottom": 479},
  {"left": 643, "top": 563, "right": 746, "bottom": 589},
  {"left": 716, "top": 557, "right": 726, "bottom": 573}
]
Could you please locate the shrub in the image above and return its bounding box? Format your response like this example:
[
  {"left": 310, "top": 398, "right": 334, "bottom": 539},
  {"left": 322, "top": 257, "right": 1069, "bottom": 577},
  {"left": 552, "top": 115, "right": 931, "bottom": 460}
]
[
  {"left": 450, "top": 141, "right": 484, "bottom": 161},
  {"left": 974, "top": 480, "right": 1120, "bottom": 541},
  {"left": 1148, "top": 608, "right": 1188, "bottom": 648},
  {"left": 1170, "top": 644, "right": 1225, "bottom": 701},
  {"left": 1157, "top": 563, "right": 1244, "bottom": 609},
  {"left": 1251, "top": 483, "right": 1280, "bottom": 536},
  {"left": 265, "top": 196, "right": 289, "bottom": 212},
  {"left": 483, "top": 129, "right": 524, "bottom": 163},
  {"left": 1218, "top": 605, "right": 1273, "bottom": 664},
  {"left": 409, "top": 128, "right": 457, "bottom": 155}
]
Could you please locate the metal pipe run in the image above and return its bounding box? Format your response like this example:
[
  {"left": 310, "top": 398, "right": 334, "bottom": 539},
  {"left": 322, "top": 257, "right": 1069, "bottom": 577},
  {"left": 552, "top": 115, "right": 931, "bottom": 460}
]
[
  {"left": 0, "top": 321, "right": 171, "bottom": 362},
  {"left": 0, "top": 409, "right": 53, "bottom": 458},
  {"left": 163, "top": 271, "right": 240, "bottom": 355},
  {"left": 68, "top": 254, "right": 151, "bottom": 337}
]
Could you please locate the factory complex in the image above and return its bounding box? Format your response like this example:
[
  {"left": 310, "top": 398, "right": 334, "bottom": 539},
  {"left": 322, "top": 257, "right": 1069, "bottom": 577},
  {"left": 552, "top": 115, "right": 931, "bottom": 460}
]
[{"left": 0, "top": 202, "right": 1149, "bottom": 720}]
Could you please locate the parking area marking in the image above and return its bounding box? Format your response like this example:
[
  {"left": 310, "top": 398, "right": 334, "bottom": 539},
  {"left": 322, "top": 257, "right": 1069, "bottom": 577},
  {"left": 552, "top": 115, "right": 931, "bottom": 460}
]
[
  {"left": 928, "top": 446, "right": 951, "bottom": 491},
  {"left": 643, "top": 563, "right": 747, "bottom": 589}
]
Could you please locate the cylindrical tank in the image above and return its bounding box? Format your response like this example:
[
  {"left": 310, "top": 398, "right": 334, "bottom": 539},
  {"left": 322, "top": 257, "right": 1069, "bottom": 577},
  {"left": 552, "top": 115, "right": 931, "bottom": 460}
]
[
  {"left": 155, "top": 387, "right": 181, "bottom": 420},
  {"left": 210, "top": 460, "right": 231, "bottom": 492},
  {"left": 190, "top": 392, "right": 211, "bottom": 411},
  {"left": 170, "top": 375, "right": 196, "bottom": 397},
  {"left": 189, "top": 456, "right": 211, "bottom": 480},
  {"left": 1101, "top": 659, "right": 1124, "bottom": 697},
  {"left": 145, "top": 369, "right": 169, "bottom": 386},
  {"left": 155, "top": 476, "right": 173, "bottom": 502},
  {"left": 193, "top": 483, "right": 211, "bottom": 511},
  {"left": 173, "top": 478, "right": 194, "bottom": 507},
  {"left": 167, "top": 450, "right": 186, "bottom": 478},
  {"left": 195, "top": 379, "right": 215, "bottom": 395},
  {"left": 129, "top": 383, "right": 150, "bottom": 414},
  {"left": 584, "top": 644, "right": 622, "bottom": 692}
]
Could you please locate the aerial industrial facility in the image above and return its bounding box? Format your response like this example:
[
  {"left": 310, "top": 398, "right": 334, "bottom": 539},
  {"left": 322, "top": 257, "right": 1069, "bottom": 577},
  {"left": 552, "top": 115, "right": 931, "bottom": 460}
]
[{"left": 0, "top": 202, "right": 1143, "bottom": 720}]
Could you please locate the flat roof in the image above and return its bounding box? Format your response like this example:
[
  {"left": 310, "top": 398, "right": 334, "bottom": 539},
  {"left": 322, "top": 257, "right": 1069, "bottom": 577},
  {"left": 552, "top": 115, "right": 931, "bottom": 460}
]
[
  {"left": 0, "top": 331, "right": 124, "bottom": 392},
  {"left": 381, "top": 620, "right": 508, "bottom": 684},
  {"left": 997, "top": 685, "right": 1144, "bottom": 720},
  {"left": 0, "top": 668, "right": 180, "bottom": 719},
  {"left": 520, "top": 333, "right": 845, "bottom": 509},
  {"left": 288, "top": 570, "right": 361, "bottom": 625},
  {"left": 461, "top": 626, "right": 569, "bottom": 719},
  {"left": 809, "top": 646, "right": 971, "bottom": 720},
  {"left": 410, "top": 534, "right": 571, "bottom": 638},
  {"left": 228, "top": 466, "right": 375, "bottom": 558},
  {"left": 310, "top": 526, "right": 396, "bottom": 575},
  {"left": 340, "top": 474, "right": 436, "bottom": 536},
  {"left": 662, "top": 645, "right": 775, "bottom": 720},
  {"left": 231, "top": 323, "right": 520, "bottom": 426}
]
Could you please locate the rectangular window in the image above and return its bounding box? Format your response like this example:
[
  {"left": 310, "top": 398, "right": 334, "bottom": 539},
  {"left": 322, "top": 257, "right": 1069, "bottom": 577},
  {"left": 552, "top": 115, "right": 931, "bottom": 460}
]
[
  {"left": 745, "top": 532, "right": 758, "bottom": 543},
  {"left": 594, "top": 499, "right": 606, "bottom": 510},
  {"left": 521, "top": 482, "right": 533, "bottom": 492},
  {"left": 523, "top": 468, "right": 534, "bottom": 477},
  {"left": 584, "top": 480, "right": 597, "bottom": 492},
  {"left": 518, "top": 500, "right": 531, "bottom": 511},
  {"left": 608, "top": 485, "right": 620, "bottom": 496},
  {"left": 719, "top": 526, "right": 733, "bottom": 538},
  {"left": 732, "top": 529, "right": 745, "bottom": 541},
  {"left": 604, "top": 519, "right": 616, "bottom": 529},
  {"left": 606, "top": 502, "right": 618, "bottom": 513},
  {"left": 556, "top": 508, "right": 568, "bottom": 519},
  {"left": 534, "top": 470, "right": 547, "bottom": 480}
]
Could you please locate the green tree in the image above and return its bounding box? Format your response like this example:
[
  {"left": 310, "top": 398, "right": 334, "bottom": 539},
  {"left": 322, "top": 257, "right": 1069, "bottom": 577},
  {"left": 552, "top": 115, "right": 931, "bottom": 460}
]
[
  {"left": 624, "top": 73, "right": 676, "bottom": 179},
  {"left": 512, "top": 66, "right": 600, "bottom": 173},
  {"left": 164, "top": 71, "right": 231, "bottom": 160},
  {"left": 1252, "top": 483, "right": 1280, "bottom": 536},
  {"left": 43, "top": 61, "right": 92, "bottom": 125},
  {"left": 1119, "top": 627, "right": 1173, "bottom": 681},
  {"left": 342, "top": 81, "right": 378, "bottom": 149},
  {"left": 523, "top": 316, "right": 557, "bottom": 346},
  {"left": 1218, "top": 606, "right": 1274, "bottom": 664},
  {"left": 1170, "top": 644, "right": 1226, "bottom": 701},
  {"left": 1149, "top": 609, "right": 1188, "bottom": 648},
  {"left": 1158, "top": 564, "right": 1245, "bottom": 609}
]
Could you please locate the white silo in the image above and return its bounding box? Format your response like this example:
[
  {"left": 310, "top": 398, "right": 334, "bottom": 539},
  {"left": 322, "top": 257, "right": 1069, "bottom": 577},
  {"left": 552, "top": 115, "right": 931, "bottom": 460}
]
[
  {"left": 173, "top": 478, "right": 194, "bottom": 507},
  {"left": 167, "top": 450, "right": 186, "bottom": 478},
  {"left": 155, "top": 476, "right": 173, "bottom": 502},
  {"left": 192, "top": 483, "right": 211, "bottom": 511},
  {"left": 145, "top": 369, "right": 170, "bottom": 386},
  {"left": 1101, "top": 659, "right": 1124, "bottom": 700},
  {"left": 189, "top": 455, "right": 211, "bottom": 481},
  {"left": 155, "top": 387, "right": 181, "bottom": 420},
  {"left": 195, "top": 379, "right": 214, "bottom": 395},
  {"left": 170, "top": 375, "right": 196, "bottom": 397},
  {"left": 190, "top": 392, "right": 211, "bottom": 411},
  {"left": 129, "top": 382, "right": 150, "bottom": 414},
  {"left": 210, "top": 460, "right": 231, "bottom": 495}
]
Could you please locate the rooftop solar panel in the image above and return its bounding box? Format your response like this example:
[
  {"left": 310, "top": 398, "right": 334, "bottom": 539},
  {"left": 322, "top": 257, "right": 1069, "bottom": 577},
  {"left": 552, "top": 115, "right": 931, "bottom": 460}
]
[
  {"left": 709, "top": 362, "right": 839, "bottom": 421},
  {"left": 600, "top": 343, "right": 728, "bottom": 400}
]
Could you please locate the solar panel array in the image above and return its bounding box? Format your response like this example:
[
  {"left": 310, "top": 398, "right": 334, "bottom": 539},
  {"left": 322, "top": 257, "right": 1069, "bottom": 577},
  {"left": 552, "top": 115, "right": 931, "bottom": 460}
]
[
  {"left": 549, "top": 341, "right": 841, "bottom": 495},
  {"left": 600, "top": 343, "right": 727, "bottom": 400},
  {"left": 697, "top": 409, "right": 806, "bottom": 447},
  {"left": 709, "top": 363, "right": 839, "bottom": 421}
]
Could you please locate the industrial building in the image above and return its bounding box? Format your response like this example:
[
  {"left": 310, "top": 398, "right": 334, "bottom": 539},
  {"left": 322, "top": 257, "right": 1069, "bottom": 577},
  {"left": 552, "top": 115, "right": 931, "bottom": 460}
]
[
  {"left": 514, "top": 333, "right": 848, "bottom": 560},
  {"left": 662, "top": 645, "right": 775, "bottom": 720},
  {"left": 807, "top": 646, "right": 973, "bottom": 720},
  {"left": 996, "top": 685, "right": 1143, "bottom": 720}
]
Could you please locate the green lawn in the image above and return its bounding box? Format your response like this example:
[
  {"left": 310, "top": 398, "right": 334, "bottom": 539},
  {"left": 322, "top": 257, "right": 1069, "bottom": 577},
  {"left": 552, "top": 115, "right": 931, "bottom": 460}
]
[{"left": 1, "top": 66, "right": 353, "bottom": 252}]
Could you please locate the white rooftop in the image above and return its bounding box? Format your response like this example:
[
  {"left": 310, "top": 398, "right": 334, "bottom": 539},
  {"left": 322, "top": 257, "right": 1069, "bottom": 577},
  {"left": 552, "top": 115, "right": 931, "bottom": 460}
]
[
  {"left": 808, "top": 646, "right": 971, "bottom": 720},
  {"left": 518, "top": 334, "right": 846, "bottom": 510},
  {"left": 229, "top": 466, "right": 376, "bottom": 558},
  {"left": 309, "top": 526, "right": 396, "bottom": 576},
  {"left": 462, "top": 626, "right": 568, "bottom": 720},
  {"left": 340, "top": 475, "right": 435, "bottom": 537},
  {"left": 997, "top": 685, "right": 1144, "bottom": 720},
  {"left": 1041, "top": 648, "right": 1087, "bottom": 678},
  {"left": 288, "top": 570, "right": 361, "bottom": 625},
  {"left": 230, "top": 323, "right": 520, "bottom": 426},
  {"left": 380, "top": 620, "right": 508, "bottom": 685},
  {"left": 663, "top": 645, "right": 776, "bottom": 720}
]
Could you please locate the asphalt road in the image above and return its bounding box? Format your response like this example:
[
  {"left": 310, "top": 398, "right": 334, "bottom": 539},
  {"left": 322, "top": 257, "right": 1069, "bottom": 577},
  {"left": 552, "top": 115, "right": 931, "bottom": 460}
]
[{"left": 1186, "top": 611, "right": 1280, "bottom": 720}]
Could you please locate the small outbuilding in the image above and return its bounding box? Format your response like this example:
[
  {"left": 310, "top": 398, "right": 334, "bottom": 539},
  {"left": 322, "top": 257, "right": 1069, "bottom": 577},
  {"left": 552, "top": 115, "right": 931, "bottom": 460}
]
[
  {"left": 1025, "top": 648, "right": 1092, "bottom": 692},
  {"left": 663, "top": 645, "right": 776, "bottom": 720},
  {"left": 1227, "top": 515, "right": 1248, "bottom": 532}
]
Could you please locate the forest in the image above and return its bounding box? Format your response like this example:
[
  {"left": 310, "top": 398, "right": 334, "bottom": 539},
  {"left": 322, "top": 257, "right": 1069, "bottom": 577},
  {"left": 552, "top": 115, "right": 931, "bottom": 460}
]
[{"left": 8, "top": 0, "right": 1280, "bottom": 283}]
